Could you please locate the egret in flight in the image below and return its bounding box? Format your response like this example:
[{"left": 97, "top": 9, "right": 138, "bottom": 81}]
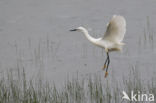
[{"left": 70, "top": 15, "right": 126, "bottom": 78}]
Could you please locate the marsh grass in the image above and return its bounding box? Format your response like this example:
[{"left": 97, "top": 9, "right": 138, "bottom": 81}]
[
  {"left": 0, "top": 67, "right": 155, "bottom": 103},
  {"left": 138, "top": 17, "right": 155, "bottom": 52}
]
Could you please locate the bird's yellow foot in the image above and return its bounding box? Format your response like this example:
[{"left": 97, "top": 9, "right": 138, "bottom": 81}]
[
  {"left": 104, "top": 72, "right": 108, "bottom": 78},
  {"left": 102, "top": 64, "right": 107, "bottom": 70}
]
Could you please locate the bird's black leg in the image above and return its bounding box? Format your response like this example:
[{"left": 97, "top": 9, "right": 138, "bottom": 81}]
[
  {"left": 102, "top": 56, "right": 108, "bottom": 70},
  {"left": 105, "top": 52, "right": 110, "bottom": 78},
  {"left": 106, "top": 52, "right": 110, "bottom": 72}
]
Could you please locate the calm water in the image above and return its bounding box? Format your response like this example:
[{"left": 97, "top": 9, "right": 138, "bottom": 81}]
[{"left": 0, "top": 0, "right": 156, "bottom": 85}]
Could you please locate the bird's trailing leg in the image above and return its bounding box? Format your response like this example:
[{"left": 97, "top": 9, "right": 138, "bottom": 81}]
[
  {"left": 102, "top": 48, "right": 108, "bottom": 70},
  {"left": 102, "top": 57, "right": 108, "bottom": 70},
  {"left": 105, "top": 52, "right": 110, "bottom": 78}
]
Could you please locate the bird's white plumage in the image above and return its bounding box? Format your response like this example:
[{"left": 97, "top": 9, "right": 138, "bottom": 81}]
[
  {"left": 71, "top": 15, "right": 126, "bottom": 52},
  {"left": 70, "top": 15, "right": 126, "bottom": 77},
  {"left": 103, "top": 15, "right": 126, "bottom": 43}
]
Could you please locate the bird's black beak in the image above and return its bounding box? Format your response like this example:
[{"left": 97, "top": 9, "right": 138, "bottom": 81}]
[{"left": 70, "top": 29, "right": 77, "bottom": 31}]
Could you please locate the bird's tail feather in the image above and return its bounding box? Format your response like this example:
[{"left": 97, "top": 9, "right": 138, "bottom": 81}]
[
  {"left": 118, "top": 43, "right": 125, "bottom": 52},
  {"left": 115, "top": 43, "right": 124, "bottom": 51},
  {"left": 120, "top": 42, "right": 125, "bottom": 45}
]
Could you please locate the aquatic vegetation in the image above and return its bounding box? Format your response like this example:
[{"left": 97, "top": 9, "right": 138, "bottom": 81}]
[
  {"left": 138, "top": 17, "right": 155, "bottom": 52},
  {"left": 0, "top": 67, "right": 155, "bottom": 103}
]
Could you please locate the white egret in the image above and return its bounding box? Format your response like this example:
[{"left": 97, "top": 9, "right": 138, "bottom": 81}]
[{"left": 70, "top": 15, "right": 126, "bottom": 78}]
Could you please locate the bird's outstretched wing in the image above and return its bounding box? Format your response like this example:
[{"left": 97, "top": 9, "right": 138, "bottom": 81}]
[{"left": 103, "top": 15, "right": 126, "bottom": 43}]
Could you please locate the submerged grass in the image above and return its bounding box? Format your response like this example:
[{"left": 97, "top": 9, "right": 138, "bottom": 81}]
[
  {"left": 138, "top": 17, "right": 155, "bottom": 52},
  {"left": 0, "top": 67, "right": 155, "bottom": 103}
]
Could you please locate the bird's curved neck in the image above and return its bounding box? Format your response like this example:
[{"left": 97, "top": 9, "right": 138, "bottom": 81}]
[{"left": 81, "top": 29, "right": 97, "bottom": 43}]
